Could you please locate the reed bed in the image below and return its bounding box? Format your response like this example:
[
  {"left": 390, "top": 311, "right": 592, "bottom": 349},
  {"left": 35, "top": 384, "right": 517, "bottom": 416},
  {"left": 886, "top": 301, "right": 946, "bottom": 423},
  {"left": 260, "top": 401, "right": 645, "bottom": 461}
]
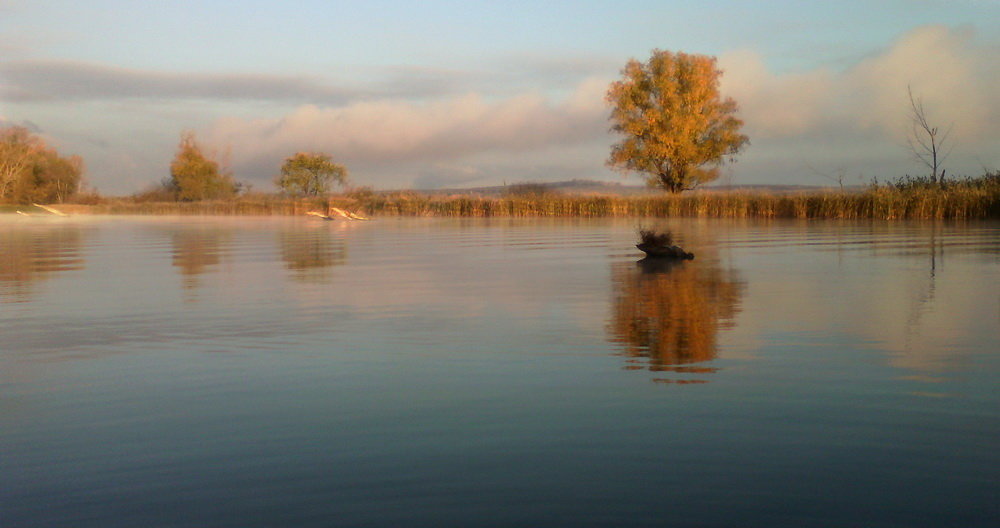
[
  {"left": 340, "top": 185, "right": 998, "bottom": 220},
  {"left": 55, "top": 196, "right": 329, "bottom": 216},
  {"left": 37, "top": 173, "right": 1000, "bottom": 220}
]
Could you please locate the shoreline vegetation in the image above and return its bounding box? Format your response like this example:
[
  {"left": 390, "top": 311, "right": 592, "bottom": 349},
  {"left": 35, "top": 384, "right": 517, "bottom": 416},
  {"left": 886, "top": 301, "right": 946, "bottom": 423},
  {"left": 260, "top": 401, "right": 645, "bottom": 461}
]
[{"left": 8, "top": 172, "right": 997, "bottom": 220}]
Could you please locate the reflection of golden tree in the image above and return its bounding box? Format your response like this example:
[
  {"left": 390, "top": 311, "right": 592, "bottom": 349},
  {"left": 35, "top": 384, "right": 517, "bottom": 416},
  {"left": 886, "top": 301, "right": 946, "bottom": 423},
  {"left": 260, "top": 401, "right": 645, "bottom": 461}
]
[
  {"left": 608, "top": 257, "right": 744, "bottom": 380},
  {"left": 170, "top": 229, "right": 228, "bottom": 290},
  {"left": 0, "top": 226, "right": 84, "bottom": 302},
  {"left": 279, "top": 230, "right": 346, "bottom": 282}
]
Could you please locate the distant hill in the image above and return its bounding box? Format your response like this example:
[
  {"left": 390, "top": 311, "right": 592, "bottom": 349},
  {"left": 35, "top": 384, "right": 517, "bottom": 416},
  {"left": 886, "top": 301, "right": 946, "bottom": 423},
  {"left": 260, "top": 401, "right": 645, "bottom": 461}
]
[{"left": 415, "top": 179, "right": 836, "bottom": 197}]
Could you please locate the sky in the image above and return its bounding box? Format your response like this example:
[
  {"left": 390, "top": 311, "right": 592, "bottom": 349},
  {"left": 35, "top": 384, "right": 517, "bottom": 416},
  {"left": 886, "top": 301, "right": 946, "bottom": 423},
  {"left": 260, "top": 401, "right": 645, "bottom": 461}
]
[{"left": 1, "top": 0, "right": 998, "bottom": 194}]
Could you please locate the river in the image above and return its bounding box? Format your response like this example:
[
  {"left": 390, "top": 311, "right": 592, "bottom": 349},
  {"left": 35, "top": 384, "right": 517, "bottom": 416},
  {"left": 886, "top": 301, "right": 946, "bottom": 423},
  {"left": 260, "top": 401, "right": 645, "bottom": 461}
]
[{"left": 2, "top": 215, "right": 997, "bottom": 527}]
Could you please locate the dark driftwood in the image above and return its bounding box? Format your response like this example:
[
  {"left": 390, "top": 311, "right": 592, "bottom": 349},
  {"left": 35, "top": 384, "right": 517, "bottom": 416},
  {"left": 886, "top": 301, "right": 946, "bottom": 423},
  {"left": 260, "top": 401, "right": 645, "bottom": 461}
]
[{"left": 636, "top": 243, "right": 694, "bottom": 260}]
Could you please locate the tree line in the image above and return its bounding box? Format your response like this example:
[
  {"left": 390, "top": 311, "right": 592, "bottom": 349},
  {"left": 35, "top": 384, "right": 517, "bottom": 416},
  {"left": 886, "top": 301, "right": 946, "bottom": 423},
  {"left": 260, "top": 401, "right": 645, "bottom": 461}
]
[
  {"left": 0, "top": 126, "right": 350, "bottom": 205},
  {"left": 2, "top": 48, "right": 969, "bottom": 205},
  {"left": 0, "top": 49, "right": 789, "bottom": 204},
  {"left": 0, "top": 126, "right": 84, "bottom": 204},
  {"left": 149, "top": 131, "right": 348, "bottom": 202}
]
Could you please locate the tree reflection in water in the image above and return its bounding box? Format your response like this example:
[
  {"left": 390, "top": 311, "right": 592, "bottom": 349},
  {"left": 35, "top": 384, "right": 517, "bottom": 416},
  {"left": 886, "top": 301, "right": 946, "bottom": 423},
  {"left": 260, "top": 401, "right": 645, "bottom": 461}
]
[
  {"left": 608, "top": 256, "right": 744, "bottom": 384},
  {"left": 279, "top": 229, "right": 346, "bottom": 283},
  {"left": 0, "top": 225, "right": 84, "bottom": 302},
  {"left": 170, "top": 228, "right": 230, "bottom": 291}
]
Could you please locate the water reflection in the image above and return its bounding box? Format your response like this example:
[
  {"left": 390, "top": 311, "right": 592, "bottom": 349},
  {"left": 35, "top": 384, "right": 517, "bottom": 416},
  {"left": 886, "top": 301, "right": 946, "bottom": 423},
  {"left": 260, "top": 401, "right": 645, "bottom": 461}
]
[
  {"left": 608, "top": 256, "right": 745, "bottom": 384},
  {"left": 0, "top": 224, "right": 85, "bottom": 302},
  {"left": 713, "top": 221, "right": 999, "bottom": 389},
  {"left": 170, "top": 227, "right": 231, "bottom": 290},
  {"left": 2, "top": 220, "right": 997, "bottom": 527},
  {"left": 279, "top": 228, "right": 346, "bottom": 282}
]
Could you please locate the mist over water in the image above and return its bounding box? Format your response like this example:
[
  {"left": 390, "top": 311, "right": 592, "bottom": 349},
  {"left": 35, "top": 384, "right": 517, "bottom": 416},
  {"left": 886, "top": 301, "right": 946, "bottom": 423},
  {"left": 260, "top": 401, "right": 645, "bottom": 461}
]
[{"left": 2, "top": 216, "right": 998, "bottom": 527}]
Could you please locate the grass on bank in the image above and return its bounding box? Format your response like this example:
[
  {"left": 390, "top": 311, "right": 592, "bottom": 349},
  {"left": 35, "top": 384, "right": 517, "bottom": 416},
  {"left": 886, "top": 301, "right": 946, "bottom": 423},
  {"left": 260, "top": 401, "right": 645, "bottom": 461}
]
[{"left": 28, "top": 171, "right": 1000, "bottom": 220}]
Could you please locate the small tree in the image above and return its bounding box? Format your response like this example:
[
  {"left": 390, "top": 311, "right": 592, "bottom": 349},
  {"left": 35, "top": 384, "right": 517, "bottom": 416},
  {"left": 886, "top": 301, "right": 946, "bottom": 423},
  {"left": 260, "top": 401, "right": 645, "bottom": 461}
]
[
  {"left": 0, "top": 126, "right": 42, "bottom": 201},
  {"left": 276, "top": 152, "right": 347, "bottom": 196},
  {"left": 46, "top": 154, "right": 84, "bottom": 203},
  {"left": 808, "top": 165, "right": 847, "bottom": 191},
  {"left": 1, "top": 126, "right": 83, "bottom": 203},
  {"left": 13, "top": 150, "right": 83, "bottom": 203},
  {"left": 607, "top": 49, "right": 749, "bottom": 192},
  {"left": 168, "top": 132, "right": 236, "bottom": 201},
  {"left": 907, "top": 86, "right": 951, "bottom": 186}
]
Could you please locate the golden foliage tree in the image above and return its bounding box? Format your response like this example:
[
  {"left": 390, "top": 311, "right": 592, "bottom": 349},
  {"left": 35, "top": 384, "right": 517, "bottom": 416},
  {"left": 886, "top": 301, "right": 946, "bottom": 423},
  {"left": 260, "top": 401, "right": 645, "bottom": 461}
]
[
  {"left": 14, "top": 151, "right": 84, "bottom": 204},
  {"left": 0, "top": 127, "right": 39, "bottom": 200},
  {"left": 607, "top": 50, "right": 749, "bottom": 192},
  {"left": 168, "top": 132, "right": 237, "bottom": 201},
  {"left": 276, "top": 152, "right": 347, "bottom": 196},
  {"left": 0, "top": 126, "right": 83, "bottom": 203}
]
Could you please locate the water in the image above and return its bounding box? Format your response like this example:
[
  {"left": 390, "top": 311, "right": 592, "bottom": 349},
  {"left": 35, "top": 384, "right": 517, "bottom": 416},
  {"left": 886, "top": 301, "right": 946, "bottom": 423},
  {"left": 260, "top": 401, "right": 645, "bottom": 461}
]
[{"left": 2, "top": 215, "right": 998, "bottom": 527}]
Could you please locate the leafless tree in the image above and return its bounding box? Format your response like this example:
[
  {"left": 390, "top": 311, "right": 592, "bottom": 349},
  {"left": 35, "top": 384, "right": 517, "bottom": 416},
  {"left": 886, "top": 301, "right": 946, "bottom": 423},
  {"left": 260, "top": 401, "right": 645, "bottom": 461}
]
[
  {"left": 907, "top": 86, "right": 952, "bottom": 186},
  {"left": 808, "top": 165, "right": 847, "bottom": 191}
]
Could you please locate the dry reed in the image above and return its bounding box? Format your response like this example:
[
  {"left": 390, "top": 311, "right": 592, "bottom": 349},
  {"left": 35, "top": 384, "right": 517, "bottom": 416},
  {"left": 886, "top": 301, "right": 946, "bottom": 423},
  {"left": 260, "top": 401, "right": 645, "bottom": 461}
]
[{"left": 40, "top": 172, "right": 1000, "bottom": 220}]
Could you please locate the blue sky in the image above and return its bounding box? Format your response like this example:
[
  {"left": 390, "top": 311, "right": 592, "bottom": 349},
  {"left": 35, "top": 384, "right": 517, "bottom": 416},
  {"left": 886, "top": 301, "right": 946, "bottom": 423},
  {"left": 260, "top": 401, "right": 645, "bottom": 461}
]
[{"left": 1, "top": 0, "right": 998, "bottom": 193}]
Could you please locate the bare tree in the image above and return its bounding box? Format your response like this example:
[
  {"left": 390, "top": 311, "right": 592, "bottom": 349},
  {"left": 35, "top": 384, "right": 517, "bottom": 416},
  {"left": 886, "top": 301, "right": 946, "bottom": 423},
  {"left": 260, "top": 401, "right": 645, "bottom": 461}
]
[
  {"left": 808, "top": 165, "right": 847, "bottom": 191},
  {"left": 907, "top": 86, "right": 952, "bottom": 185}
]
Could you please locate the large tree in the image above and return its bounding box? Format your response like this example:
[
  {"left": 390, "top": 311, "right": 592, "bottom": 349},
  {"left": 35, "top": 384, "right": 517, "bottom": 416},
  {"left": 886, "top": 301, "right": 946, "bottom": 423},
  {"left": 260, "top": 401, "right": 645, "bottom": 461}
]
[
  {"left": 606, "top": 50, "right": 749, "bottom": 192},
  {"left": 276, "top": 152, "right": 347, "bottom": 196},
  {"left": 168, "top": 132, "right": 237, "bottom": 201}
]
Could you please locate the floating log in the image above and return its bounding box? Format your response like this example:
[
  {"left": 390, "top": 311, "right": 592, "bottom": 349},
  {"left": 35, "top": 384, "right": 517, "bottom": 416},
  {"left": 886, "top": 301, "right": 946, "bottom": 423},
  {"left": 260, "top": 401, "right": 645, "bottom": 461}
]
[
  {"left": 329, "top": 207, "right": 369, "bottom": 221},
  {"left": 305, "top": 208, "right": 370, "bottom": 221},
  {"left": 636, "top": 228, "right": 693, "bottom": 259},
  {"left": 32, "top": 203, "right": 69, "bottom": 216},
  {"left": 306, "top": 211, "right": 335, "bottom": 220},
  {"left": 636, "top": 243, "right": 694, "bottom": 260}
]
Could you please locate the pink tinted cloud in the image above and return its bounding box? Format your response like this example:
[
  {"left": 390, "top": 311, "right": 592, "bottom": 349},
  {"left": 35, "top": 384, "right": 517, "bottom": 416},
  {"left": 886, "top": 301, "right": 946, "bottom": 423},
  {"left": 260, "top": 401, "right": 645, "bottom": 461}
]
[
  {"left": 721, "top": 25, "right": 999, "bottom": 143},
  {"left": 206, "top": 78, "right": 609, "bottom": 170}
]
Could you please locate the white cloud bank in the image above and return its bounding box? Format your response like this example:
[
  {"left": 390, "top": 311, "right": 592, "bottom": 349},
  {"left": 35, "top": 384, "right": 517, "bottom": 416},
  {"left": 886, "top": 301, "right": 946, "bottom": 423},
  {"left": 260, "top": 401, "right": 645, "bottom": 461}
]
[
  {"left": 200, "top": 25, "right": 997, "bottom": 190},
  {"left": 721, "top": 25, "right": 999, "bottom": 142},
  {"left": 204, "top": 78, "right": 611, "bottom": 188}
]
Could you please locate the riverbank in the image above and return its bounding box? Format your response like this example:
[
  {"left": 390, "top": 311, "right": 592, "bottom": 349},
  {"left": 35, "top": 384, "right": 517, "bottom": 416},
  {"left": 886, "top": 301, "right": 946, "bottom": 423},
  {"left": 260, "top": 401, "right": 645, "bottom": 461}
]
[
  {"left": 30, "top": 192, "right": 994, "bottom": 221},
  {"left": 7, "top": 175, "right": 999, "bottom": 220}
]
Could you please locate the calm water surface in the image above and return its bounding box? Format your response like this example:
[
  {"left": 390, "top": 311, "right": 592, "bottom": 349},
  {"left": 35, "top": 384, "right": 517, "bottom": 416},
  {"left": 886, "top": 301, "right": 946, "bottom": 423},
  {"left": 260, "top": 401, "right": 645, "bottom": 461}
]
[{"left": 2, "top": 215, "right": 998, "bottom": 527}]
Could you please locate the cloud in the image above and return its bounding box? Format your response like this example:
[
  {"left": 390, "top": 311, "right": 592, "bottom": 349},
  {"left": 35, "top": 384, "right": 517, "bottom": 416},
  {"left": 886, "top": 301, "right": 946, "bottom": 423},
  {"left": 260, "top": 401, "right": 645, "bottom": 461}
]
[
  {"left": 0, "top": 36, "right": 31, "bottom": 58},
  {"left": 203, "top": 77, "right": 610, "bottom": 186},
  {"left": 199, "top": 26, "right": 998, "bottom": 190},
  {"left": 0, "top": 60, "right": 366, "bottom": 103},
  {"left": 492, "top": 53, "right": 623, "bottom": 91},
  {"left": 412, "top": 163, "right": 483, "bottom": 189},
  {"left": 720, "top": 25, "right": 1000, "bottom": 143},
  {"left": 718, "top": 49, "right": 833, "bottom": 136},
  {"left": 0, "top": 53, "right": 621, "bottom": 104},
  {"left": 0, "top": 116, "right": 41, "bottom": 132},
  {"left": 845, "top": 25, "right": 998, "bottom": 140}
]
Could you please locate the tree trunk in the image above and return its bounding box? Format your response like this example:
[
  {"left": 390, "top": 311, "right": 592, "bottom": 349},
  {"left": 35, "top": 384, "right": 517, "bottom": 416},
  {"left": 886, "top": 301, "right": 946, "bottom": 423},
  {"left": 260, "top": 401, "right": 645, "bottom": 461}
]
[
  {"left": 658, "top": 173, "right": 680, "bottom": 193},
  {"left": 659, "top": 169, "right": 686, "bottom": 193}
]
